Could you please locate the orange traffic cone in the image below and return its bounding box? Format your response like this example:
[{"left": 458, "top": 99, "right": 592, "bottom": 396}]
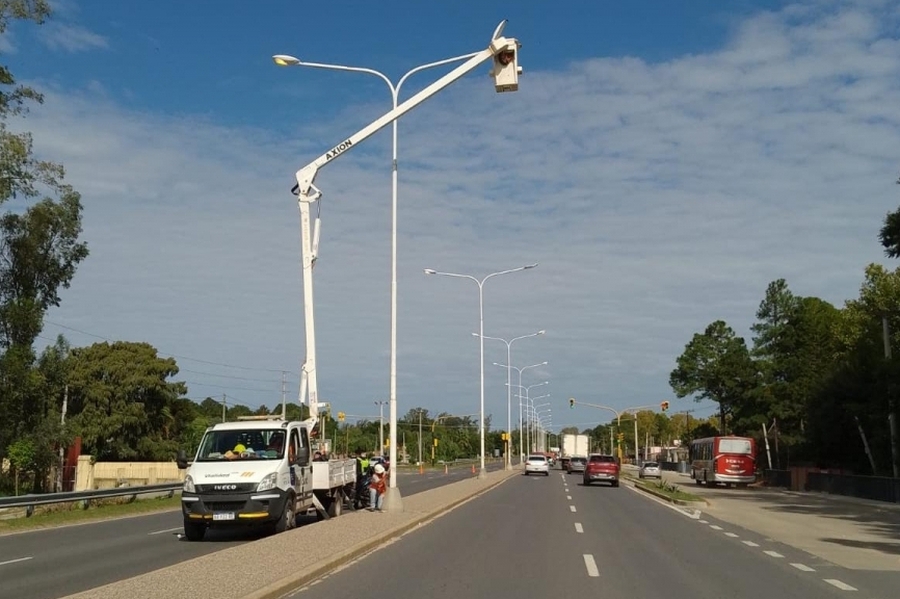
[{"left": 471, "top": 463, "right": 476, "bottom": 474}]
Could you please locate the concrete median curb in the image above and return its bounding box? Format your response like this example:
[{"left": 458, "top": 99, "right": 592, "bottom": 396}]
[
  {"left": 631, "top": 479, "right": 708, "bottom": 507},
  {"left": 244, "top": 471, "right": 517, "bottom": 599}
]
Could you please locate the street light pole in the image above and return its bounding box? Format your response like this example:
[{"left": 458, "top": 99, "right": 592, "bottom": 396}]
[
  {"left": 478, "top": 331, "right": 544, "bottom": 470},
  {"left": 275, "top": 50, "right": 484, "bottom": 511},
  {"left": 374, "top": 400, "right": 387, "bottom": 456},
  {"left": 424, "top": 264, "right": 538, "bottom": 479},
  {"left": 495, "top": 362, "right": 547, "bottom": 465}
]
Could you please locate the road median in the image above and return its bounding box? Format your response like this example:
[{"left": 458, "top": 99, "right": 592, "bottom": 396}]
[{"left": 60, "top": 468, "right": 519, "bottom": 599}]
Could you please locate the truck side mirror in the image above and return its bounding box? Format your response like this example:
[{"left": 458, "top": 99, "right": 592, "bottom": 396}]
[
  {"left": 176, "top": 449, "right": 188, "bottom": 470},
  {"left": 296, "top": 447, "right": 310, "bottom": 466}
]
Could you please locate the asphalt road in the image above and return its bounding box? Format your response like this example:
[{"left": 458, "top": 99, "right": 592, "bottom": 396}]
[
  {"left": 0, "top": 462, "right": 502, "bottom": 599},
  {"left": 286, "top": 467, "right": 900, "bottom": 599}
]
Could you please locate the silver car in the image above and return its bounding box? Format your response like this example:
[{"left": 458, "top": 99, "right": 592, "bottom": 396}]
[
  {"left": 639, "top": 461, "right": 662, "bottom": 479},
  {"left": 524, "top": 454, "right": 550, "bottom": 476}
]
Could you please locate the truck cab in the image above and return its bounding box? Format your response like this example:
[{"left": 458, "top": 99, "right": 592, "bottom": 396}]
[{"left": 178, "top": 418, "right": 314, "bottom": 541}]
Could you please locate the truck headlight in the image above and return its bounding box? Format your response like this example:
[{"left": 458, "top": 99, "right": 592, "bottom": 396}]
[
  {"left": 183, "top": 475, "right": 196, "bottom": 493},
  {"left": 256, "top": 473, "right": 278, "bottom": 492}
]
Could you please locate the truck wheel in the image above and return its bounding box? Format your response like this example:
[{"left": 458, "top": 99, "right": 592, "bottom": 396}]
[
  {"left": 611, "top": 480, "right": 619, "bottom": 487},
  {"left": 183, "top": 520, "right": 206, "bottom": 542},
  {"left": 274, "top": 493, "right": 296, "bottom": 534}
]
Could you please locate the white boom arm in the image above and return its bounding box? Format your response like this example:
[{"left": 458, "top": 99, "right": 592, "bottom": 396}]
[{"left": 294, "top": 26, "right": 520, "bottom": 431}]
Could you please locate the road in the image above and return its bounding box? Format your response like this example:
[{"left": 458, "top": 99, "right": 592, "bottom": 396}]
[
  {"left": 0, "top": 462, "right": 503, "bottom": 599},
  {"left": 287, "top": 467, "right": 900, "bottom": 599}
]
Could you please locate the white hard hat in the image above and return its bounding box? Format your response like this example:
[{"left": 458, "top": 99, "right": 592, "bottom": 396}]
[{"left": 374, "top": 464, "right": 385, "bottom": 474}]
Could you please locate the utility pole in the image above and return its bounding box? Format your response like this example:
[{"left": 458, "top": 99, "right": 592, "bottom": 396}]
[
  {"left": 418, "top": 410, "right": 423, "bottom": 465},
  {"left": 281, "top": 371, "right": 287, "bottom": 420},
  {"left": 57, "top": 384, "right": 68, "bottom": 492},
  {"left": 222, "top": 394, "right": 226, "bottom": 423},
  {"left": 855, "top": 415, "right": 878, "bottom": 475},
  {"left": 882, "top": 316, "right": 900, "bottom": 478}
]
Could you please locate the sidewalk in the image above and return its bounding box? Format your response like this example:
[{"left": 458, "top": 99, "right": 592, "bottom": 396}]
[
  {"left": 62, "top": 468, "right": 519, "bottom": 599},
  {"left": 642, "top": 466, "right": 900, "bottom": 571}
]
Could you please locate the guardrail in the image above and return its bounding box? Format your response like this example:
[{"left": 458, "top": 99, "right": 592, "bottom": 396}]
[{"left": 0, "top": 482, "right": 182, "bottom": 514}]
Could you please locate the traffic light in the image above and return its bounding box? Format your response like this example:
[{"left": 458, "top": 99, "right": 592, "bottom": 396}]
[
  {"left": 433, "top": 438, "right": 439, "bottom": 447},
  {"left": 569, "top": 398, "right": 575, "bottom": 409},
  {"left": 489, "top": 38, "right": 522, "bottom": 93},
  {"left": 617, "top": 433, "right": 624, "bottom": 442},
  {"left": 660, "top": 401, "right": 669, "bottom": 412},
  {"left": 337, "top": 411, "right": 346, "bottom": 422}
]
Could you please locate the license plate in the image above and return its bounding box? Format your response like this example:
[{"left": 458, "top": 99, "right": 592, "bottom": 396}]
[{"left": 213, "top": 512, "right": 235, "bottom": 521}]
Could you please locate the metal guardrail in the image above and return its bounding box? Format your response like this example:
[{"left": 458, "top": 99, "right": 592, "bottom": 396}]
[
  {"left": 0, "top": 483, "right": 182, "bottom": 511},
  {"left": 806, "top": 472, "right": 900, "bottom": 504}
]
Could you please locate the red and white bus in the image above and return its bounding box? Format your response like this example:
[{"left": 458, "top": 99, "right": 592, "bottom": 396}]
[{"left": 689, "top": 436, "right": 756, "bottom": 487}]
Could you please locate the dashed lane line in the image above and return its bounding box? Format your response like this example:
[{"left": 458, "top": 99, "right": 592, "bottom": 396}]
[
  {"left": 823, "top": 579, "right": 857, "bottom": 591},
  {"left": 567, "top": 495, "right": 572, "bottom": 500},
  {"left": 763, "top": 550, "right": 784, "bottom": 558},
  {"left": 148, "top": 527, "right": 183, "bottom": 536},
  {"left": 569, "top": 505, "right": 577, "bottom": 513},
  {"left": 0, "top": 557, "right": 33, "bottom": 567},
  {"left": 709, "top": 525, "right": 723, "bottom": 530},
  {"left": 583, "top": 554, "right": 600, "bottom": 577},
  {"left": 724, "top": 532, "right": 739, "bottom": 538},
  {"left": 742, "top": 541, "right": 760, "bottom": 547},
  {"left": 575, "top": 523, "right": 584, "bottom": 533},
  {"left": 790, "top": 563, "right": 816, "bottom": 572}
]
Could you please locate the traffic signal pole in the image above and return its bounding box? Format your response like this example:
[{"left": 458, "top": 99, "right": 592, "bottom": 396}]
[{"left": 569, "top": 398, "right": 669, "bottom": 462}]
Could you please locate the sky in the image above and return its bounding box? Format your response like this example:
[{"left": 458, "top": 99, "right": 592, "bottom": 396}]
[{"left": 2, "top": 0, "right": 899, "bottom": 433}]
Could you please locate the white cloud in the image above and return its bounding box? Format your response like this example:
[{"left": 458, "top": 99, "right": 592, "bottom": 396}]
[
  {"left": 15, "top": 1, "right": 900, "bottom": 430},
  {"left": 38, "top": 22, "right": 107, "bottom": 52}
]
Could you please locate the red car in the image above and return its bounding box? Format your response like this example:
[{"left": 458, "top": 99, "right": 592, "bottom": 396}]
[{"left": 583, "top": 454, "right": 619, "bottom": 487}]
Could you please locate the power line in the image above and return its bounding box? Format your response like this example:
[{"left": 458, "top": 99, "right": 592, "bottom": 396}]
[{"left": 42, "top": 320, "right": 299, "bottom": 376}]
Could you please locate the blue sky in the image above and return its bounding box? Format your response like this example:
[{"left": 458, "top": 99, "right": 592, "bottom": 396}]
[{"left": 3, "top": 0, "right": 900, "bottom": 433}]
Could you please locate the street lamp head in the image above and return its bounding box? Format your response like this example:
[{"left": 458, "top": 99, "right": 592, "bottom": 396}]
[
  {"left": 471, "top": 332, "right": 480, "bottom": 338},
  {"left": 537, "top": 330, "right": 546, "bottom": 335},
  {"left": 423, "top": 268, "right": 436, "bottom": 275},
  {"left": 524, "top": 263, "right": 538, "bottom": 270},
  {"left": 273, "top": 54, "right": 301, "bottom": 66}
]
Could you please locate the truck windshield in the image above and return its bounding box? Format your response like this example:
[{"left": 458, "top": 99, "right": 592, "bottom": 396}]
[{"left": 197, "top": 429, "right": 286, "bottom": 461}]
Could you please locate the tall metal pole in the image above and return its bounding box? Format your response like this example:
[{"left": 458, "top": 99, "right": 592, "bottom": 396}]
[
  {"left": 505, "top": 342, "right": 512, "bottom": 469},
  {"left": 418, "top": 409, "right": 423, "bottom": 465},
  {"left": 477, "top": 281, "right": 487, "bottom": 479},
  {"left": 518, "top": 368, "right": 524, "bottom": 462}
]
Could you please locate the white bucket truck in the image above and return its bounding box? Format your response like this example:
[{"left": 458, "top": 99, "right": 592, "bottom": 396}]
[{"left": 177, "top": 416, "right": 356, "bottom": 541}]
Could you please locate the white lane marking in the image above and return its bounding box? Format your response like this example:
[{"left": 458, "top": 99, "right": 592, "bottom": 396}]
[
  {"left": 583, "top": 554, "right": 600, "bottom": 577},
  {"left": 148, "top": 527, "right": 183, "bottom": 536},
  {"left": 790, "top": 563, "right": 815, "bottom": 572},
  {"left": 742, "top": 541, "right": 760, "bottom": 547},
  {"left": 0, "top": 557, "right": 33, "bottom": 567},
  {"left": 709, "top": 525, "right": 723, "bottom": 530},
  {"left": 567, "top": 495, "right": 572, "bottom": 500},
  {"left": 575, "top": 522, "right": 584, "bottom": 533},
  {"left": 624, "top": 483, "right": 700, "bottom": 518},
  {"left": 569, "top": 505, "right": 577, "bottom": 512},
  {"left": 764, "top": 550, "right": 784, "bottom": 558},
  {"left": 698, "top": 519, "right": 709, "bottom": 524},
  {"left": 724, "top": 532, "right": 739, "bottom": 538},
  {"left": 823, "top": 579, "right": 857, "bottom": 591}
]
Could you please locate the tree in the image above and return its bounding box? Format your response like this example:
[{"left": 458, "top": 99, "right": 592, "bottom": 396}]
[
  {"left": 670, "top": 320, "right": 757, "bottom": 434},
  {"left": 6, "top": 436, "right": 34, "bottom": 495},
  {"left": 0, "top": 1, "right": 89, "bottom": 479},
  {"left": 66, "top": 342, "right": 186, "bottom": 461},
  {"left": 878, "top": 177, "right": 900, "bottom": 258}
]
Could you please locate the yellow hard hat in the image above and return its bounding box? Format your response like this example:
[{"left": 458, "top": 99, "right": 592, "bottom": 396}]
[{"left": 234, "top": 443, "right": 246, "bottom": 453}]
